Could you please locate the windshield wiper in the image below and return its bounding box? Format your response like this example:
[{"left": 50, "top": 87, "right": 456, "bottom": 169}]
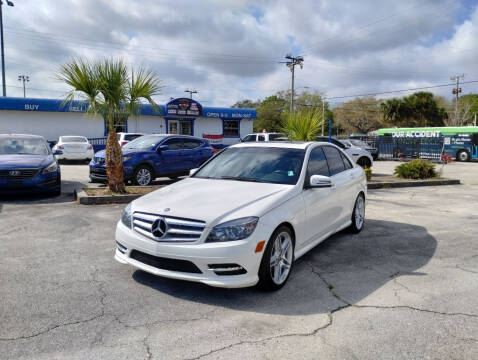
[{"left": 220, "top": 176, "right": 264, "bottom": 183}]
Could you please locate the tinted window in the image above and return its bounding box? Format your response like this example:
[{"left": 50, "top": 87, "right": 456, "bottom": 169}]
[
  {"left": 183, "top": 139, "right": 203, "bottom": 149},
  {"left": 194, "top": 147, "right": 305, "bottom": 185},
  {"left": 316, "top": 136, "right": 345, "bottom": 149},
  {"left": 242, "top": 135, "right": 256, "bottom": 142},
  {"left": 306, "top": 147, "right": 329, "bottom": 178},
  {"left": 322, "top": 146, "right": 346, "bottom": 175},
  {"left": 223, "top": 120, "right": 240, "bottom": 137},
  {"left": 331, "top": 139, "right": 346, "bottom": 149},
  {"left": 0, "top": 137, "right": 49, "bottom": 155},
  {"left": 163, "top": 138, "right": 183, "bottom": 150},
  {"left": 123, "top": 135, "right": 166, "bottom": 150},
  {"left": 269, "top": 133, "right": 285, "bottom": 141},
  {"left": 124, "top": 134, "right": 142, "bottom": 141},
  {"left": 257, "top": 135, "right": 265, "bottom": 141},
  {"left": 61, "top": 136, "right": 87, "bottom": 143},
  {"left": 341, "top": 152, "right": 353, "bottom": 170}
]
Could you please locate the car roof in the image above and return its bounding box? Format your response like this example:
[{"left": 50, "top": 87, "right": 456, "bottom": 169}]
[
  {"left": 0, "top": 134, "right": 45, "bottom": 139},
  {"left": 232, "top": 141, "right": 333, "bottom": 150}
]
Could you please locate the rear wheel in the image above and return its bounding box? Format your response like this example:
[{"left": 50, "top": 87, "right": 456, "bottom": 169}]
[
  {"left": 456, "top": 150, "right": 470, "bottom": 162},
  {"left": 357, "top": 156, "right": 371, "bottom": 168},
  {"left": 348, "top": 193, "right": 365, "bottom": 233},
  {"left": 133, "top": 165, "right": 154, "bottom": 186},
  {"left": 258, "top": 226, "right": 294, "bottom": 291}
]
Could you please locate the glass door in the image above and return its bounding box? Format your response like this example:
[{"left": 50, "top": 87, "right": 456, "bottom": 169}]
[
  {"left": 168, "top": 120, "right": 179, "bottom": 134},
  {"left": 180, "top": 121, "right": 192, "bottom": 135}
]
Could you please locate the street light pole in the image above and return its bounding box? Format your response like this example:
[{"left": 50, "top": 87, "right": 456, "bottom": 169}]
[
  {"left": 0, "top": 0, "right": 14, "bottom": 97},
  {"left": 18, "top": 74, "right": 29, "bottom": 98}
]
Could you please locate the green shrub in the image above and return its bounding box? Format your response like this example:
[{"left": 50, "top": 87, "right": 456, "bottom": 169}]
[
  {"left": 364, "top": 167, "right": 372, "bottom": 181},
  {"left": 394, "top": 159, "right": 437, "bottom": 179},
  {"left": 282, "top": 109, "right": 322, "bottom": 141}
]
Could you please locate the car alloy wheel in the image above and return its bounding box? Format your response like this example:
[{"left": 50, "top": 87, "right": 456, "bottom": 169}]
[
  {"left": 354, "top": 195, "right": 365, "bottom": 230},
  {"left": 136, "top": 167, "right": 152, "bottom": 186},
  {"left": 270, "top": 231, "right": 293, "bottom": 285}
]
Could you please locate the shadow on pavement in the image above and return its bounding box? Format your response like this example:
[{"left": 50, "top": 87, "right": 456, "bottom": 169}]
[{"left": 133, "top": 219, "right": 437, "bottom": 315}]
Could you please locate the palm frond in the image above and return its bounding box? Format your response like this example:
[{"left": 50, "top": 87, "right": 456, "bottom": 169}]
[{"left": 282, "top": 109, "right": 323, "bottom": 141}]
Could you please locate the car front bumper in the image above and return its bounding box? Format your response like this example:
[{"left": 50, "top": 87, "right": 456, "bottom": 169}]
[
  {"left": 0, "top": 171, "right": 61, "bottom": 195},
  {"left": 115, "top": 220, "right": 269, "bottom": 288}
]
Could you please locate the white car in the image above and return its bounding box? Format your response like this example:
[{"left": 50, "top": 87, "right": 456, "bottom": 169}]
[
  {"left": 117, "top": 132, "right": 144, "bottom": 147},
  {"left": 241, "top": 132, "right": 286, "bottom": 142},
  {"left": 316, "top": 136, "right": 373, "bottom": 168},
  {"left": 52, "top": 136, "right": 94, "bottom": 161},
  {"left": 115, "top": 142, "right": 366, "bottom": 289}
]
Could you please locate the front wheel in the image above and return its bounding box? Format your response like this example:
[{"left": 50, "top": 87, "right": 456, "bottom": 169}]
[
  {"left": 456, "top": 150, "right": 470, "bottom": 162},
  {"left": 133, "top": 165, "right": 154, "bottom": 186},
  {"left": 258, "top": 226, "right": 294, "bottom": 291},
  {"left": 348, "top": 193, "right": 365, "bottom": 233}
]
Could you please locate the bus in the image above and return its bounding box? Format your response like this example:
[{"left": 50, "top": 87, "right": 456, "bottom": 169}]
[{"left": 377, "top": 126, "right": 478, "bottom": 161}]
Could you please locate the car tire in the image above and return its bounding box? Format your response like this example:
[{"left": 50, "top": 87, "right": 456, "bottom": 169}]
[
  {"left": 258, "top": 226, "right": 295, "bottom": 291},
  {"left": 348, "top": 193, "right": 365, "bottom": 233},
  {"left": 357, "top": 157, "right": 371, "bottom": 168},
  {"left": 456, "top": 150, "right": 470, "bottom": 162},
  {"left": 133, "top": 165, "right": 154, "bottom": 186}
]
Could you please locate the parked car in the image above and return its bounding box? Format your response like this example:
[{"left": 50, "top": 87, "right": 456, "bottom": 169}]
[
  {"left": 115, "top": 141, "right": 366, "bottom": 290},
  {"left": 0, "top": 134, "right": 62, "bottom": 195},
  {"left": 117, "top": 132, "right": 144, "bottom": 147},
  {"left": 52, "top": 136, "right": 94, "bottom": 162},
  {"left": 90, "top": 134, "right": 214, "bottom": 185},
  {"left": 316, "top": 136, "right": 373, "bottom": 168},
  {"left": 241, "top": 132, "right": 286, "bottom": 142},
  {"left": 342, "top": 139, "right": 378, "bottom": 160}
]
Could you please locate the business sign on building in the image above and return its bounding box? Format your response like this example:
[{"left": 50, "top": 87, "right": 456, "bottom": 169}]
[{"left": 166, "top": 98, "right": 202, "bottom": 116}]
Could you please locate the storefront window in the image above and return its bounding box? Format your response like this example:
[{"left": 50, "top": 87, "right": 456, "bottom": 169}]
[
  {"left": 223, "top": 120, "right": 240, "bottom": 137},
  {"left": 180, "top": 121, "right": 192, "bottom": 135}
]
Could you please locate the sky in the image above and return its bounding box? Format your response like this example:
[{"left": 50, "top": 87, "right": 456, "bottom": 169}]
[{"left": 1, "top": 0, "right": 478, "bottom": 107}]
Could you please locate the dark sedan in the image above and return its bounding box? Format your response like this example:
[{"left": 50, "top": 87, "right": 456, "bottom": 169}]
[{"left": 0, "top": 134, "right": 62, "bottom": 196}]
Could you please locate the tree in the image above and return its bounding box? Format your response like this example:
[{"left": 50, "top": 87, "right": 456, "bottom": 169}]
[
  {"left": 254, "top": 95, "right": 288, "bottom": 132},
  {"left": 381, "top": 92, "right": 447, "bottom": 128},
  {"left": 333, "top": 97, "right": 383, "bottom": 134},
  {"left": 58, "top": 58, "right": 161, "bottom": 193},
  {"left": 446, "top": 94, "right": 478, "bottom": 126},
  {"left": 232, "top": 99, "right": 261, "bottom": 109}
]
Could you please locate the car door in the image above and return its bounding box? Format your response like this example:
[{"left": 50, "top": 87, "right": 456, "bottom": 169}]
[
  {"left": 300, "top": 146, "right": 336, "bottom": 248},
  {"left": 182, "top": 138, "right": 206, "bottom": 168},
  {"left": 322, "top": 146, "right": 354, "bottom": 226},
  {"left": 156, "top": 137, "right": 184, "bottom": 174}
]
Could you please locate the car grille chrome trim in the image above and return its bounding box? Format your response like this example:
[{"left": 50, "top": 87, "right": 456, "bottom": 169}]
[
  {"left": 0, "top": 168, "right": 40, "bottom": 180},
  {"left": 132, "top": 212, "right": 206, "bottom": 243}
]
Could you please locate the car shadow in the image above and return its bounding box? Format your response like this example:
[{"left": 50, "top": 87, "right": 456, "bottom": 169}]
[{"left": 132, "top": 219, "right": 437, "bottom": 315}]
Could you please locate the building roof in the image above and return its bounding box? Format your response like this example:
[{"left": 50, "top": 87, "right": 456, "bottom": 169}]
[{"left": 0, "top": 97, "right": 257, "bottom": 120}]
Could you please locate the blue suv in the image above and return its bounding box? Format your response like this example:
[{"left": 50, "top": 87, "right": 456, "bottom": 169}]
[{"left": 89, "top": 134, "right": 214, "bottom": 186}]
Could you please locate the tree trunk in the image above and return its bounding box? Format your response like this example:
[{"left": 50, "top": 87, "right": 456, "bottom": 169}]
[{"left": 105, "top": 130, "right": 126, "bottom": 193}]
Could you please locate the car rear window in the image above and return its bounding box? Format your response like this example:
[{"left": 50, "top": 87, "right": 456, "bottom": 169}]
[
  {"left": 124, "top": 134, "right": 143, "bottom": 141},
  {"left": 61, "top": 136, "right": 87, "bottom": 143}
]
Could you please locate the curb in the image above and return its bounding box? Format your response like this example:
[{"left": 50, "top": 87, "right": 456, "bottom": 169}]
[
  {"left": 75, "top": 189, "right": 146, "bottom": 205},
  {"left": 367, "top": 178, "right": 460, "bottom": 190}
]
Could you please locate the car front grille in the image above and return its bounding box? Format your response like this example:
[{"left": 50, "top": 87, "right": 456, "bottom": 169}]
[
  {"left": 0, "top": 169, "right": 40, "bottom": 180},
  {"left": 130, "top": 250, "right": 202, "bottom": 273},
  {"left": 132, "top": 212, "right": 205, "bottom": 243},
  {"left": 93, "top": 157, "right": 105, "bottom": 164}
]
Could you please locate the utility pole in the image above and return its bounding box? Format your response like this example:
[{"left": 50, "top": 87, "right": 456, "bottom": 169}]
[
  {"left": 451, "top": 74, "right": 464, "bottom": 122},
  {"left": 0, "top": 0, "right": 14, "bottom": 97},
  {"left": 18, "top": 74, "right": 29, "bottom": 98},
  {"left": 280, "top": 54, "right": 304, "bottom": 113},
  {"left": 184, "top": 89, "right": 197, "bottom": 99}
]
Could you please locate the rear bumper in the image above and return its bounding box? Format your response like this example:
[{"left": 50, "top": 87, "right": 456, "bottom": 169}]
[
  {"left": 0, "top": 172, "right": 61, "bottom": 195},
  {"left": 56, "top": 150, "right": 93, "bottom": 160}
]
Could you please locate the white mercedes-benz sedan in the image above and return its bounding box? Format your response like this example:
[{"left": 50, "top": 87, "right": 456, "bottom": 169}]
[{"left": 115, "top": 142, "right": 366, "bottom": 290}]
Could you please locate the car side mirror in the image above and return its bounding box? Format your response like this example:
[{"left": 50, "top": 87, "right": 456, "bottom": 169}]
[
  {"left": 309, "top": 175, "right": 332, "bottom": 188},
  {"left": 189, "top": 168, "right": 198, "bottom": 176},
  {"left": 53, "top": 149, "right": 63, "bottom": 155},
  {"left": 156, "top": 145, "right": 169, "bottom": 153}
]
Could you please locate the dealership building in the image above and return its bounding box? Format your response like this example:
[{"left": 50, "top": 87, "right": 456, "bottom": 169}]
[{"left": 0, "top": 97, "right": 256, "bottom": 146}]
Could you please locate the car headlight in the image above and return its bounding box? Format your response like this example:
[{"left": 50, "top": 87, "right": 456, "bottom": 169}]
[
  {"left": 206, "top": 217, "right": 259, "bottom": 242},
  {"left": 121, "top": 203, "right": 132, "bottom": 228},
  {"left": 42, "top": 162, "right": 58, "bottom": 174},
  {"left": 123, "top": 156, "right": 133, "bottom": 162}
]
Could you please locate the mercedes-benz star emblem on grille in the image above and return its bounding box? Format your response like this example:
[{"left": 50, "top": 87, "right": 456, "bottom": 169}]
[
  {"left": 9, "top": 170, "right": 21, "bottom": 176},
  {"left": 151, "top": 217, "right": 168, "bottom": 238}
]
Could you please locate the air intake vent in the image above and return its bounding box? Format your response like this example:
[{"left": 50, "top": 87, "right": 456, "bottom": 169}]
[{"left": 130, "top": 250, "right": 202, "bottom": 274}]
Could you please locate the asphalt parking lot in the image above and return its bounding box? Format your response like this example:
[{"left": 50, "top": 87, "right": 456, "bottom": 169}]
[{"left": 1, "top": 162, "right": 477, "bottom": 359}]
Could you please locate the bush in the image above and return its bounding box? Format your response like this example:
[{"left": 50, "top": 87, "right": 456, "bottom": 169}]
[
  {"left": 364, "top": 167, "right": 372, "bottom": 181},
  {"left": 394, "top": 159, "right": 437, "bottom": 179},
  {"left": 282, "top": 109, "right": 322, "bottom": 141}
]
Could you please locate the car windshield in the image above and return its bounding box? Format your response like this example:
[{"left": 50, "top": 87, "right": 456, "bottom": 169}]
[
  {"left": 61, "top": 136, "right": 87, "bottom": 143},
  {"left": 350, "top": 140, "right": 370, "bottom": 147},
  {"left": 123, "top": 135, "right": 166, "bottom": 150},
  {"left": 194, "top": 146, "right": 305, "bottom": 185},
  {"left": 0, "top": 138, "right": 50, "bottom": 155}
]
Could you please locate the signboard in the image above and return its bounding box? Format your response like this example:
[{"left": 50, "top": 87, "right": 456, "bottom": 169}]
[
  {"left": 166, "top": 98, "right": 202, "bottom": 116},
  {"left": 391, "top": 131, "right": 441, "bottom": 138},
  {"left": 203, "top": 134, "right": 223, "bottom": 144}
]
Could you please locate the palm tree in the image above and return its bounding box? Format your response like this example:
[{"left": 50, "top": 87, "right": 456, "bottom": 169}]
[
  {"left": 57, "top": 58, "right": 162, "bottom": 193},
  {"left": 282, "top": 108, "right": 323, "bottom": 141}
]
